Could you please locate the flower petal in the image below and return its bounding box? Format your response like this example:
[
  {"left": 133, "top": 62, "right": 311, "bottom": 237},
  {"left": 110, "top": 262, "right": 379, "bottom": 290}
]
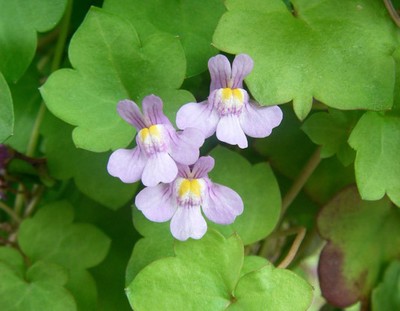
[
  {"left": 191, "top": 156, "right": 215, "bottom": 179},
  {"left": 142, "top": 95, "right": 172, "bottom": 126},
  {"left": 107, "top": 147, "right": 146, "bottom": 183},
  {"left": 170, "top": 206, "right": 207, "bottom": 241},
  {"left": 231, "top": 54, "right": 254, "bottom": 89},
  {"left": 176, "top": 101, "right": 219, "bottom": 138},
  {"left": 142, "top": 152, "right": 178, "bottom": 187},
  {"left": 202, "top": 183, "right": 244, "bottom": 225},
  {"left": 169, "top": 127, "right": 204, "bottom": 165},
  {"left": 216, "top": 115, "right": 248, "bottom": 148},
  {"left": 135, "top": 184, "right": 176, "bottom": 222},
  {"left": 117, "top": 100, "right": 146, "bottom": 129},
  {"left": 208, "top": 54, "right": 232, "bottom": 91},
  {"left": 240, "top": 102, "right": 283, "bottom": 138},
  {"left": 177, "top": 163, "right": 191, "bottom": 178}
]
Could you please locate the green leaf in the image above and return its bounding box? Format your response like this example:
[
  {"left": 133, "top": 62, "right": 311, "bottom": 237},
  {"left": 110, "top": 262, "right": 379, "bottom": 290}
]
[
  {"left": 318, "top": 187, "right": 400, "bottom": 307},
  {"left": 17, "top": 201, "right": 111, "bottom": 310},
  {"left": 42, "top": 113, "right": 138, "bottom": 210},
  {"left": 302, "top": 109, "right": 361, "bottom": 166},
  {"left": 0, "top": 254, "right": 76, "bottom": 311},
  {"left": 127, "top": 230, "right": 242, "bottom": 310},
  {"left": 126, "top": 209, "right": 174, "bottom": 285},
  {"left": 0, "top": 72, "right": 13, "bottom": 143},
  {"left": 103, "top": 0, "right": 226, "bottom": 77},
  {"left": 5, "top": 66, "right": 41, "bottom": 152},
  {"left": 213, "top": 0, "right": 399, "bottom": 119},
  {"left": 18, "top": 201, "right": 111, "bottom": 270},
  {"left": 41, "top": 7, "right": 193, "bottom": 152},
  {"left": 209, "top": 146, "right": 281, "bottom": 244},
  {"left": 255, "top": 106, "right": 355, "bottom": 205},
  {"left": 227, "top": 264, "right": 313, "bottom": 311},
  {"left": 0, "top": 0, "right": 67, "bottom": 81},
  {"left": 127, "top": 230, "right": 313, "bottom": 311},
  {"left": 348, "top": 112, "right": 400, "bottom": 207},
  {"left": 372, "top": 261, "right": 400, "bottom": 311}
]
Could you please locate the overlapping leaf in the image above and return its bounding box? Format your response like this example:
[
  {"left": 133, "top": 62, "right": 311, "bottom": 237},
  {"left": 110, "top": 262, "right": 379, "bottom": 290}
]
[
  {"left": 318, "top": 187, "right": 400, "bottom": 307},
  {"left": 103, "top": 0, "right": 225, "bottom": 77},
  {"left": 4, "top": 66, "right": 41, "bottom": 152},
  {"left": 0, "top": 72, "right": 13, "bottom": 143},
  {"left": 213, "top": 0, "right": 399, "bottom": 119},
  {"left": 127, "top": 230, "right": 313, "bottom": 311},
  {"left": 208, "top": 146, "right": 281, "bottom": 244},
  {"left": 302, "top": 109, "right": 361, "bottom": 166},
  {"left": 0, "top": 0, "right": 67, "bottom": 82},
  {"left": 349, "top": 112, "right": 400, "bottom": 207},
  {"left": 17, "top": 201, "right": 111, "bottom": 310},
  {"left": 0, "top": 249, "right": 77, "bottom": 311},
  {"left": 42, "top": 113, "right": 138, "bottom": 210},
  {"left": 41, "top": 7, "right": 193, "bottom": 152},
  {"left": 372, "top": 261, "right": 400, "bottom": 311}
]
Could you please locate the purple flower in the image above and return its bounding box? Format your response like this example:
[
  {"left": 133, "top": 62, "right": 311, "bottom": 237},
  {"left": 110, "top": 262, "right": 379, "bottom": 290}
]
[
  {"left": 107, "top": 95, "right": 205, "bottom": 187},
  {"left": 135, "top": 156, "right": 244, "bottom": 241},
  {"left": 176, "top": 54, "right": 283, "bottom": 148}
]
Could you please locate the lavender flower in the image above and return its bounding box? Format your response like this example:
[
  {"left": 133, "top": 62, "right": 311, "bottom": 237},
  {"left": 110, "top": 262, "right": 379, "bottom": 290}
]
[
  {"left": 176, "top": 54, "right": 283, "bottom": 148},
  {"left": 107, "top": 95, "right": 204, "bottom": 187},
  {"left": 135, "top": 156, "right": 243, "bottom": 241}
]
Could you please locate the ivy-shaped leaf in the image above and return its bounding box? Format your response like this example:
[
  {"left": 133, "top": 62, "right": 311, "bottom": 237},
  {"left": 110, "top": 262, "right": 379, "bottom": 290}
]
[
  {"left": 41, "top": 7, "right": 193, "bottom": 152},
  {"left": 127, "top": 230, "right": 313, "bottom": 311},
  {"left": 42, "top": 113, "right": 138, "bottom": 210},
  {"left": 0, "top": 247, "right": 76, "bottom": 311},
  {"left": 18, "top": 201, "right": 111, "bottom": 310},
  {"left": 348, "top": 112, "right": 400, "bottom": 207},
  {"left": 372, "top": 261, "right": 400, "bottom": 311},
  {"left": 103, "top": 0, "right": 226, "bottom": 77},
  {"left": 213, "top": 0, "right": 399, "bottom": 119},
  {"left": 209, "top": 146, "right": 281, "bottom": 244},
  {"left": 0, "top": 72, "right": 13, "bottom": 143},
  {"left": 318, "top": 187, "right": 400, "bottom": 308},
  {"left": 0, "top": 0, "right": 67, "bottom": 82},
  {"left": 302, "top": 109, "right": 361, "bottom": 166}
]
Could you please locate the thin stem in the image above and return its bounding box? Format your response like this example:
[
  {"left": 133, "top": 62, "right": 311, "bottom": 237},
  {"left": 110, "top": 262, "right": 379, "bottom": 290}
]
[
  {"left": 258, "top": 147, "right": 321, "bottom": 257},
  {"left": 384, "top": 0, "right": 400, "bottom": 27},
  {"left": 23, "top": 185, "right": 45, "bottom": 218},
  {"left": 0, "top": 201, "right": 21, "bottom": 223},
  {"left": 277, "top": 227, "right": 306, "bottom": 269},
  {"left": 15, "top": 0, "right": 73, "bottom": 217},
  {"left": 281, "top": 147, "right": 321, "bottom": 216}
]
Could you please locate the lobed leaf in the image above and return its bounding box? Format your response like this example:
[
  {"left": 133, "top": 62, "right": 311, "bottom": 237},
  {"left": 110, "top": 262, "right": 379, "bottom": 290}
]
[
  {"left": 103, "top": 0, "right": 226, "bottom": 77},
  {"left": 0, "top": 251, "right": 76, "bottom": 311},
  {"left": 42, "top": 113, "right": 138, "bottom": 210},
  {"left": 318, "top": 187, "right": 400, "bottom": 307},
  {"left": 302, "top": 109, "right": 361, "bottom": 166},
  {"left": 213, "top": 0, "right": 399, "bottom": 119},
  {"left": 349, "top": 111, "right": 400, "bottom": 207},
  {"left": 127, "top": 230, "right": 313, "bottom": 311},
  {"left": 0, "top": 0, "right": 67, "bottom": 82},
  {"left": 41, "top": 7, "right": 193, "bottom": 152}
]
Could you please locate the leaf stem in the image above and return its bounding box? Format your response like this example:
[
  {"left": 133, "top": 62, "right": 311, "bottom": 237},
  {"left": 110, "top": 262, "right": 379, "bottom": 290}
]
[
  {"left": 0, "top": 201, "right": 21, "bottom": 223},
  {"left": 277, "top": 227, "right": 306, "bottom": 269},
  {"left": 280, "top": 147, "right": 321, "bottom": 216},
  {"left": 15, "top": 0, "right": 73, "bottom": 216},
  {"left": 384, "top": 0, "right": 400, "bottom": 27},
  {"left": 257, "top": 147, "right": 321, "bottom": 257}
]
